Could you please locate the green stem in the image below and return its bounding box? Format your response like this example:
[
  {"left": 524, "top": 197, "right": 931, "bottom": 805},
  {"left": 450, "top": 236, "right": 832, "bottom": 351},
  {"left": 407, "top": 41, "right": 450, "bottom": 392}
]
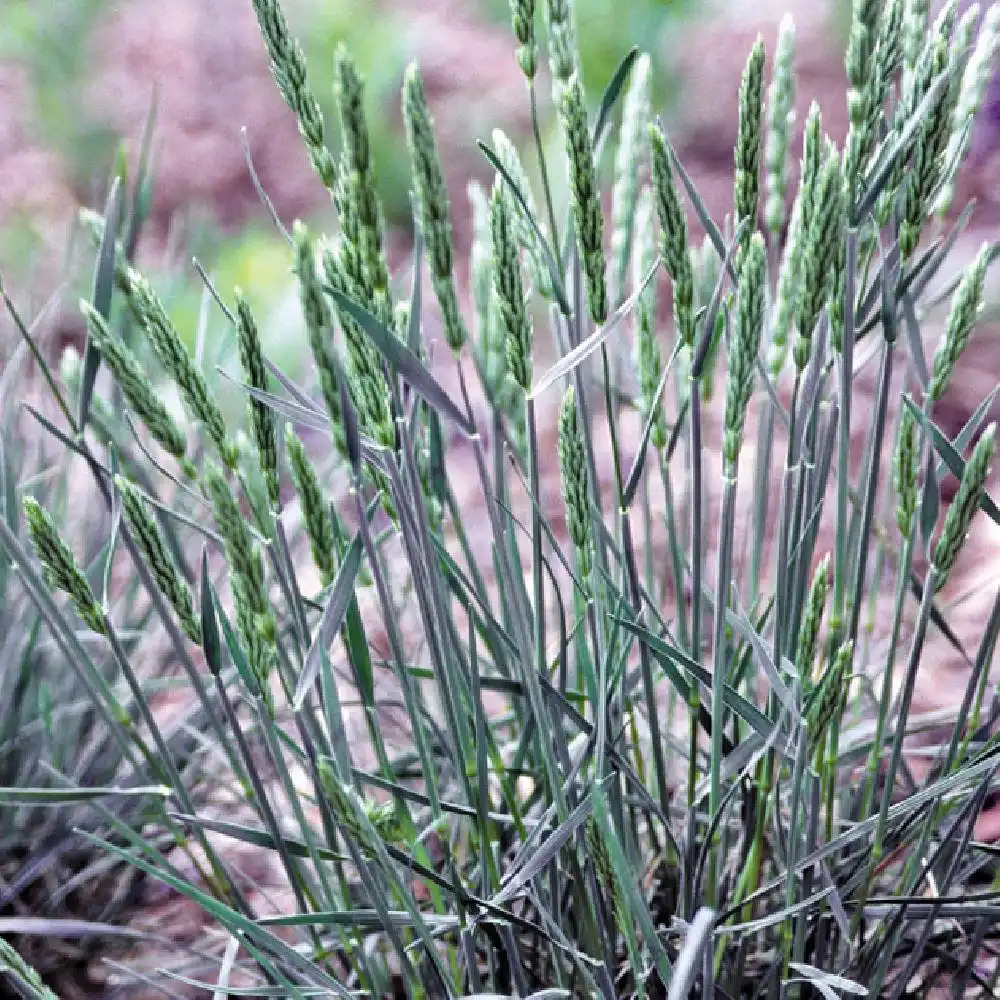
[
  {"left": 830, "top": 228, "right": 858, "bottom": 650},
  {"left": 708, "top": 474, "right": 738, "bottom": 904}
]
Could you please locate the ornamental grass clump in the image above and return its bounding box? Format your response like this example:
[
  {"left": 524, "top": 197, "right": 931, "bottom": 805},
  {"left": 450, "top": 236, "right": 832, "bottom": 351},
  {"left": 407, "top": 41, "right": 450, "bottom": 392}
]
[{"left": 4, "top": 0, "right": 1000, "bottom": 997}]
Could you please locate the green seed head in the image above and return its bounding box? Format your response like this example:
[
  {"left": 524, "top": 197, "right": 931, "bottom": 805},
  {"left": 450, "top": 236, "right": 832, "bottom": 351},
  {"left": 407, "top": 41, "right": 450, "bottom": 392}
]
[
  {"left": 491, "top": 179, "right": 533, "bottom": 392},
  {"left": 723, "top": 232, "right": 766, "bottom": 472},
  {"left": 333, "top": 45, "right": 370, "bottom": 176},
  {"left": 932, "top": 424, "right": 996, "bottom": 588},
  {"left": 316, "top": 759, "right": 382, "bottom": 855},
  {"left": 877, "top": 0, "right": 907, "bottom": 85},
  {"left": 610, "top": 53, "right": 652, "bottom": 301},
  {"left": 319, "top": 242, "right": 395, "bottom": 452},
  {"left": 799, "top": 103, "right": 824, "bottom": 236},
  {"left": 846, "top": 0, "right": 881, "bottom": 125},
  {"left": 893, "top": 406, "right": 920, "bottom": 538},
  {"left": 23, "top": 496, "right": 106, "bottom": 636},
  {"left": 899, "top": 36, "right": 961, "bottom": 256},
  {"left": 492, "top": 128, "right": 552, "bottom": 300},
  {"left": 403, "top": 63, "right": 467, "bottom": 351},
  {"left": 116, "top": 476, "right": 200, "bottom": 642},
  {"left": 734, "top": 37, "right": 766, "bottom": 240},
  {"left": 558, "top": 385, "right": 593, "bottom": 583},
  {"left": 633, "top": 186, "right": 668, "bottom": 451},
  {"left": 80, "top": 300, "right": 188, "bottom": 463},
  {"left": 334, "top": 46, "right": 392, "bottom": 327},
  {"left": 468, "top": 181, "right": 506, "bottom": 400},
  {"left": 904, "top": 0, "right": 931, "bottom": 75},
  {"left": 292, "top": 224, "right": 349, "bottom": 456},
  {"left": 285, "top": 425, "right": 337, "bottom": 588},
  {"left": 796, "top": 554, "right": 830, "bottom": 680},
  {"left": 796, "top": 146, "right": 845, "bottom": 354},
  {"left": 929, "top": 242, "right": 988, "bottom": 403},
  {"left": 509, "top": 0, "right": 538, "bottom": 78},
  {"left": 250, "top": 0, "right": 336, "bottom": 190},
  {"left": 648, "top": 122, "right": 695, "bottom": 348},
  {"left": 205, "top": 464, "right": 275, "bottom": 694},
  {"left": 765, "top": 15, "right": 797, "bottom": 233},
  {"left": 125, "top": 270, "right": 237, "bottom": 469},
  {"left": 234, "top": 290, "right": 280, "bottom": 509},
  {"left": 544, "top": 0, "right": 579, "bottom": 94},
  {"left": 937, "top": 3, "right": 1000, "bottom": 214},
  {"left": 806, "top": 640, "right": 853, "bottom": 757},
  {"left": 560, "top": 74, "right": 608, "bottom": 325},
  {"left": 768, "top": 191, "right": 806, "bottom": 378}
]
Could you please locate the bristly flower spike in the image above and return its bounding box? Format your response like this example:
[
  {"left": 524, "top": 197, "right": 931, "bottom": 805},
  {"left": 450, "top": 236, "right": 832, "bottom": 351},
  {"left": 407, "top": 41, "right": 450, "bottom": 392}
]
[
  {"left": 558, "top": 384, "right": 593, "bottom": 583},
  {"left": 402, "top": 63, "right": 467, "bottom": 352},
  {"left": 723, "top": 232, "right": 766, "bottom": 474},
  {"left": 649, "top": 122, "right": 695, "bottom": 349},
  {"left": 765, "top": 16, "right": 796, "bottom": 234},
  {"left": 249, "top": 0, "right": 336, "bottom": 191},
  {"left": 560, "top": 73, "right": 608, "bottom": 325},
  {"left": 233, "top": 290, "right": 280, "bottom": 509},
  {"left": 734, "top": 37, "right": 766, "bottom": 247},
  {"left": 23, "top": 496, "right": 106, "bottom": 636}
]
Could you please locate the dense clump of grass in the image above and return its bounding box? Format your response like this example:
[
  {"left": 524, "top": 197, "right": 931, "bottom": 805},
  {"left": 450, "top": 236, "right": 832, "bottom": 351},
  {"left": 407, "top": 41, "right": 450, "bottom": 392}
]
[{"left": 3, "top": 0, "right": 1000, "bottom": 997}]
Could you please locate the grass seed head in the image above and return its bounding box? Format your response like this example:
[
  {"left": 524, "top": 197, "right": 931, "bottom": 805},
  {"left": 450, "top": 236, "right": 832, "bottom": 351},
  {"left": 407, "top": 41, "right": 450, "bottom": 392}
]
[
  {"left": 23, "top": 496, "right": 106, "bottom": 636},
  {"left": 929, "top": 242, "right": 988, "bottom": 403},
  {"left": 649, "top": 122, "right": 695, "bottom": 348},
  {"left": 509, "top": 0, "right": 538, "bottom": 78},
  {"left": 560, "top": 74, "right": 608, "bottom": 325},
  {"left": 795, "top": 145, "right": 845, "bottom": 357},
  {"left": 116, "top": 476, "right": 200, "bottom": 643},
  {"left": 937, "top": 4, "right": 1000, "bottom": 212},
  {"left": 250, "top": 0, "right": 335, "bottom": 190},
  {"left": 796, "top": 554, "right": 831, "bottom": 680},
  {"left": 285, "top": 425, "right": 337, "bottom": 588},
  {"left": 403, "top": 63, "right": 467, "bottom": 351},
  {"left": 899, "top": 36, "right": 960, "bottom": 256},
  {"left": 932, "top": 424, "right": 996, "bottom": 588},
  {"left": 734, "top": 37, "right": 766, "bottom": 242},
  {"left": 723, "top": 232, "right": 765, "bottom": 472},
  {"left": 633, "top": 186, "right": 668, "bottom": 451},
  {"left": 894, "top": 406, "right": 920, "bottom": 538},
  {"left": 80, "top": 300, "right": 189, "bottom": 464},
  {"left": 234, "top": 290, "right": 280, "bottom": 508},
  {"left": 558, "top": 384, "right": 593, "bottom": 582},
  {"left": 611, "top": 53, "right": 652, "bottom": 298},
  {"left": 125, "top": 270, "right": 237, "bottom": 469},
  {"left": 904, "top": 0, "right": 932, "bottom": 74},
  {"left": 768, "top": 192, "right": 805, "bottom": 378},
  {"left": 491, "top": 179, "right": 533, "bottom": 393},
  {"left": 492, "top": 128, "right": 553, "bottom": 300},
  {"left": 293, "top": 223, "right": 349, "bottom": 448},
  {"left": 806, "top": 640, "right": 853, "bottom": 757},
  {"left": 334, "top": 45, "right": 393, "bottom": 326},
  {"left": 544, "top": 0, "right": 579, "bottom": 95},
  {"left": 205, "top": 464, "right": 275, "bottom": 696},
  {"left": 765, "top": 15, "right": 797, "bottom": 233}
]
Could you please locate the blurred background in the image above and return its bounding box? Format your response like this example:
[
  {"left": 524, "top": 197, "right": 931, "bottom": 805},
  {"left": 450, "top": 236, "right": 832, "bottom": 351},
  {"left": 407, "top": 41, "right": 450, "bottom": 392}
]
[
  {"left": 2, "top": 0, "right": 999, "bottom": 389},
  {"left": 3, "top": 4, "right": 1000, "bottom": 994}
]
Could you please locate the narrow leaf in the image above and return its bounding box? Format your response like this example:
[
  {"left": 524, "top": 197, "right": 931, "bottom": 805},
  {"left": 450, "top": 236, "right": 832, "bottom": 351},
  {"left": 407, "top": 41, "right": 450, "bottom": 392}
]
[
  {"left": 529, "top": 256, "right": 659, "bottom": 398},
  {"left": 293, "top": 529, "right": 366, "bottom": 710},
  {"left": 79, "top": 176, "right": 123, "bottom": 432},
  {"left": 592, "top": 47, "right": 640, "bottom": 151},
  {"left": 327, "top": 288, "right": 475, "bottom": 437}
]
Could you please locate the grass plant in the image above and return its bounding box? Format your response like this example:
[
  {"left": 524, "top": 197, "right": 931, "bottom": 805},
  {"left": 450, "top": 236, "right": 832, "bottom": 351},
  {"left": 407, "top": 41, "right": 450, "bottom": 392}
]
[{"left": 3, "top": 0, "right": 1000, "bottom": 996}]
